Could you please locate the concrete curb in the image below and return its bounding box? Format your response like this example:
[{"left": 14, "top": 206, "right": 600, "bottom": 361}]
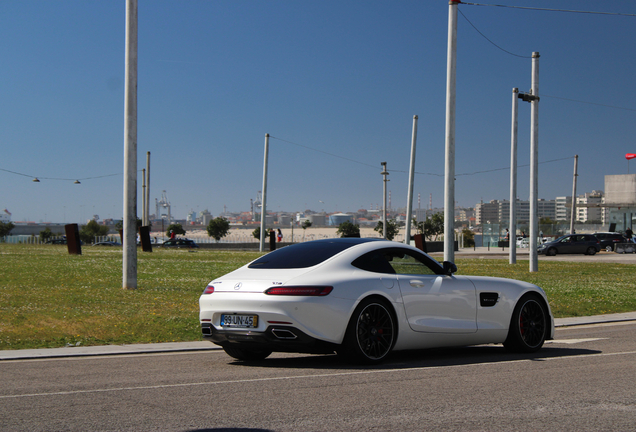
[{"left": 3, "top": 312, "right": 636, "bottom": 361}]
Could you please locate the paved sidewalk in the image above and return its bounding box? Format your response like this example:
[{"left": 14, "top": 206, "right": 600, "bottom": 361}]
[{"left": 2, "top": 312, "right": 636, "bottom": 361}]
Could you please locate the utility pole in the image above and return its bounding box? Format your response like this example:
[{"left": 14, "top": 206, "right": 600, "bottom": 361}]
[
  {"left": 381, "top": 162, "right": 389, "bottom": 239},
  {"left": 570, "top": 155, "right": 578, "bottom": 234},
  {"left": 444, "top": 0, "right": 460, "bottom": 262},
  {"left": 404, "top": 115, "right": 418, "bottom": 245},
  {"left": 259, "top": 134, "right": 269, "bottom": 252},
  {"left": 141, "top": 168, "right": 146, "bottom": 225},
  {"left": 510, "top": 88, "right": 519, "bottom": 264},
  {"left": 123, "top": 0, "right": 138, "bottom": 289},
  {"left": 145, "top": 151, "right": 150, "bottom": 226}
]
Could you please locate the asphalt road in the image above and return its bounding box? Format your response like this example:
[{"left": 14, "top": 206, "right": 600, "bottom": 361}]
[{"left": 1, "top": 322, "right": 635, "bottom": 432}]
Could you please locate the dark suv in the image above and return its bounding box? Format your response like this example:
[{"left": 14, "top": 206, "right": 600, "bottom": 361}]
[
  {"left": 537, "top": 234, "right": 600, "bottom": 256},
  {"left": 591, "top": 232, "right": 629, "bottom": 252}
]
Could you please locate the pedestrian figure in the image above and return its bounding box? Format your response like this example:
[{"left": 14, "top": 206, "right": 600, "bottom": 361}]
[{"left": 277, "top": 228, "right": 283, "bottom": 242}]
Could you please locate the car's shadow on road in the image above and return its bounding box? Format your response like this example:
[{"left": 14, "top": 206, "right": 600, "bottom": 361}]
[{"left": 228, "top": 345, "right": 602, "bottom": 371}]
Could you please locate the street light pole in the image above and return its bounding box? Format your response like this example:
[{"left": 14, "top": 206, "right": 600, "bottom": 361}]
[
  {"left": 570, "top": 155, "right": 578, "bottom": 234},
  {"left": 259, "top": 134, "right": 270, "bottom": 252},
  {"left": 444, "top": 0, "right": 460, "bottom": 262},
  {"left": 122, "top": 0, "right": 138, "bottom": 289},
  {"left": 404, "top": 115, "right": 418, "bottom": 245},
  {"left": 529, "top": 52, "right": 540, "bottom": 272},
  {"left": 381, "top": 162, "right": 389, "bottom": 239},
  {"left": 510, "top": 88, "right": 519, "bottom": 264}
]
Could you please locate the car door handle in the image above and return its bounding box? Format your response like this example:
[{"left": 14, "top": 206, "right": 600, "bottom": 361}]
[{"left": 409, "top": 280, "right": 426, "bottom": 288}]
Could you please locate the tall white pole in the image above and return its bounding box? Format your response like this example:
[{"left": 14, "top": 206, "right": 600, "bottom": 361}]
[
  {"left": 529, "top": 52, "right": 540, "bottom": 272},
  {"left": 381, "top": 162, "right": 389, "bottom": 239},
  {"left": 145, "top": 151, "right": 150, "bottom": 226},
  {"left": 444, "top": 0, "right": 459, "bottom": 262},
  {"left": 123, "top": 0, "right": 138, "bottom": 289},
  {"left": 404, "top": 115, "right": 418, "bottom": 245},
  {"left": 510, "top": 88, "right": 519, "bottom": 264},
  {"left": 570, "top": 155, "right": 578, "bottom": 234},
  {"left": 259, "top": 134, "right": 270, "bottom": 252}
]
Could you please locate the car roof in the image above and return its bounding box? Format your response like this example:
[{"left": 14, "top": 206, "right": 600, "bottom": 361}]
[{"left": 248, "top": 238, "right": 388, "bottom": 269}]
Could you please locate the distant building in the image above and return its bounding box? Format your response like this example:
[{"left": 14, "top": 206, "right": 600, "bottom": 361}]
[
  {"left": 328, "top": 213, "right": 354, "bottom": 226},
  {"left": 576, "top": 190, "right": 607, "bottom": 223},
  {"left": 555, "top": 196, "right": 572, "bottom": 221}
]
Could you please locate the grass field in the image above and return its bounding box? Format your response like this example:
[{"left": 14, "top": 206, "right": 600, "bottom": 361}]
[{"left": 1, "top": 244, "right": 635, "bottom": 350}]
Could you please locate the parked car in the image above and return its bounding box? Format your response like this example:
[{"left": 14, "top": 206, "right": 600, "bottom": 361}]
[
  {"left": 92, "top": 241, "right": 121, "bottom": 246},
  {"left": 537, "top": 234, "right": 600, "bottom": 256},
  {"left": 200, "top": 238, "right": 554, "bottom": 364},
  {"left": 592, "top": 232, "right": 629, "bottom": 252},
  {"left": 161, "top": 238, "right": 199, "bottom": 249},
  {"left": 45, "top": 237, "right": 67, "bottom": 244}
]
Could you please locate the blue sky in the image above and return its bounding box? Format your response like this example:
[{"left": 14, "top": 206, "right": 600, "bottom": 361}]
[{"left": 2, "top": 0, "right": 635, "bottom": 224}]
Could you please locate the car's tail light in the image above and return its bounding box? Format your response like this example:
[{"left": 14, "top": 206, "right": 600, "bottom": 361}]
[
  {"left": 264, "top": 286, "right": 333, "bottom": 296},
  {"left": 202, "top": 285, "right": 215, "bottom": 294}
]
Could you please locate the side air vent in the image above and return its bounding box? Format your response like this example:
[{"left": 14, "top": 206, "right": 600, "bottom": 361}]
[{"left": 480, "top": 292, "right": 499, "bottom": 307}]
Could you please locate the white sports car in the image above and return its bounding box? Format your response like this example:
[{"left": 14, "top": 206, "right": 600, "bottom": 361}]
[{"left": 199, "top": 238, "right": 554, "bottom": 364}]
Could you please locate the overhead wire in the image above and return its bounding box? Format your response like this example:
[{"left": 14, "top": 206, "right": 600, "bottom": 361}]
[
  {"left": 461, "top": 2, "right": 636, "bottom": 17},
  {"left": 269, "top": 136, "right": 574, "bottom": 178}
]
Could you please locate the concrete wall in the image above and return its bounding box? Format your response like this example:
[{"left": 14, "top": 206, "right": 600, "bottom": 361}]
[{"left": 605, "top": 174, "right": 636, "bottom": 205}]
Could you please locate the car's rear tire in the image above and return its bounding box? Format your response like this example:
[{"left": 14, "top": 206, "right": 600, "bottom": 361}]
[
  {"left": 338, "top": 298, "right": 396, "bottom": 364},
  {"left": 586, "top": 247, "right": 597, "bottom": 255},
  {"left": 546, "top": 248, "right": 557, "bottom": 256},
  {"left": 504, "top": 294, "right": 548, "bottom": 353},
  {"left": 223, "top": 346, "right": 272, "bottom": 361}
]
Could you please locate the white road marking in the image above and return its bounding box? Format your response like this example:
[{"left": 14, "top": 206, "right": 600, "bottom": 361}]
[
  {"left": 2, "top": 349, "right": 635, "bottom": 400},
  {"left": 546, "top": 338, "right": 607, "bottom": 344}
]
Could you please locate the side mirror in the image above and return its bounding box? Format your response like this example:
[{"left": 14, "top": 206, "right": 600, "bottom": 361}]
[{"left": 442, "top": 261, "right": 457, "bottom": 275}]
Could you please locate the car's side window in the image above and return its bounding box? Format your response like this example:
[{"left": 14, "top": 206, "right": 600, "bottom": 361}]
[
  {"left": 351, "top": 251, "right": 395, "bottom": 274},
  {"left": 352, "top": 248, "right": 442, "bottom": 275},
  {"left": 388, "top": 252, "right": 438, "bottom": 275}
]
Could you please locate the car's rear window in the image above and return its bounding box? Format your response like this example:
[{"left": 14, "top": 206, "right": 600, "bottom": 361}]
[{"left": 248, "top": 239, "right": 377, "bottom": 269}]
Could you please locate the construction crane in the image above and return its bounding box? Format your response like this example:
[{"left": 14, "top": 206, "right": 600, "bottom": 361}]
[{"left": 155, "top": 190, "right": 171, "bottom": 222}]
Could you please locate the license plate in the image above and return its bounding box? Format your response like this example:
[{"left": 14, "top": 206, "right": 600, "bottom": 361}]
[{"left": 220, "top": 314, "right": 258, "bottom": 328}]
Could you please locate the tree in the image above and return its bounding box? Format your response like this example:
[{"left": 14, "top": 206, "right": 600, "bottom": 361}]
[
  {"left": 207, "top": 217, "right": 230, "bottom": 241},
  {"left": 301, "top": 220, "right": 312, "bottom": 241},
  {"left": 413, "top": 212, "right": 444, "bottom": 240},
  {"left": 39, "top": 227, "right": 53, "bottom": 242},
  {"left": 374, "top": 219, "right": 399, "bottom": 241},
  {"left": 0, "top": 221, "right": 15, "bottom": 239},
  {"left": 79, "top": 220, "right": 110, "bottom": 244},
  {"left": 462, "top": 228, "right": 475, "bottom": 247},
  {"left": 166, "top": 223, "right": 186, "bottom": 237},
  {"left": 336, "top": 220, "right": 360, "bottom": 238},
  {"left": 115, "top": 217, "right": 146, "bottom": 230},
  {"left": 252, "top": 226, "right": 272, "bottom": 240}
]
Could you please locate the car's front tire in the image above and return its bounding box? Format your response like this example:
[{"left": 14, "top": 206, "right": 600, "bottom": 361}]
[
  {"left": 504, "top": 294, "right": 548, "bottom": 353},
  {"left": 338, "top": 298, "right": 396, "bottom": 364},
  {"left": 546, "top": 248, "right": 557, "bottom": 256},
  {"left": 223, "top": 346, "right": 272, "bottom": 361}
]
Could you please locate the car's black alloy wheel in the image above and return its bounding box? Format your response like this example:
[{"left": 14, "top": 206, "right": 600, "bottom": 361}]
[
  {"left": 504, "top": 294, "right": 547, "bottom": 353},
  {"left": 339, "top": 298, "right": 396, "bottom": 364}
]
